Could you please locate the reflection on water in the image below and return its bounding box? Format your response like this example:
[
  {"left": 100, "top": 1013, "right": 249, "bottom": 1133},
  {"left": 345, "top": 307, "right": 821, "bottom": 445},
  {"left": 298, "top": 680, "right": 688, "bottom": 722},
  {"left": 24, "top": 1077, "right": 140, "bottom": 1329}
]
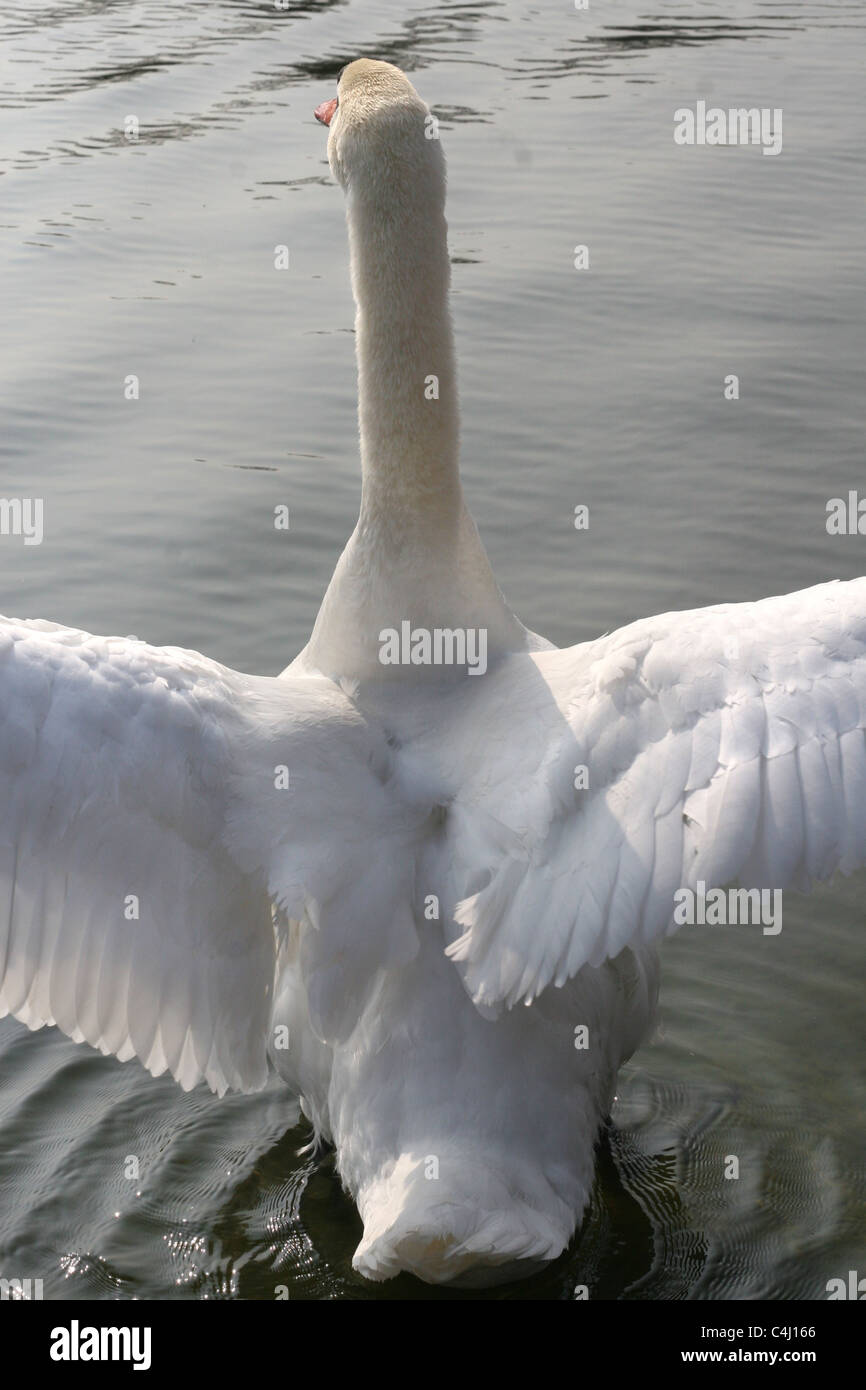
[{"left": 0, "top": 0, "right": 864, "bottom": 1299}]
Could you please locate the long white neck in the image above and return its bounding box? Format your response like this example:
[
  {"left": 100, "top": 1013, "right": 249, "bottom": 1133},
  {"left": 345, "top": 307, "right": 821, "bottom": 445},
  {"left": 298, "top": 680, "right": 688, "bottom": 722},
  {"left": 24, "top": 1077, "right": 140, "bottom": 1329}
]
[
  {"left": 301, "top": 133, "right": 535, "bottom": 683},
  {"left": 350, "top": 147, "right": 461, "bottom": 538}
]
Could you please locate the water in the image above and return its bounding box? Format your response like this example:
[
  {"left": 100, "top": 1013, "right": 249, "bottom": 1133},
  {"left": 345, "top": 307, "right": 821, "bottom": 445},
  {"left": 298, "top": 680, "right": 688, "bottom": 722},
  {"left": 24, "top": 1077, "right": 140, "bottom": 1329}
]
[{"left": 0, "top": 0, "right": 864, "bottom": 1299}]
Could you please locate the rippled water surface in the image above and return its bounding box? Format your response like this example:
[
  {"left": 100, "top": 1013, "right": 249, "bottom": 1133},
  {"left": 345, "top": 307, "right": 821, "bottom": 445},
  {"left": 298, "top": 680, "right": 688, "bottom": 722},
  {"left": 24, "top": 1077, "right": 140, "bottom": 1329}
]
[{"left": 0, "top": 0, "right": 864, "bottom": 1299}]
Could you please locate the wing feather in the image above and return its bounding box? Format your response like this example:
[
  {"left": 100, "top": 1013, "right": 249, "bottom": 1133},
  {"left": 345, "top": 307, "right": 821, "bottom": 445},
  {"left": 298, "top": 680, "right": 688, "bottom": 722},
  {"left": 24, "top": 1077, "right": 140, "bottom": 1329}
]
[
  {"left": 443, "top": 578, "right": 866, "bottom": 1009},
  {"left": 0, "top": 615, "right": 420, "bottom": 1090}
]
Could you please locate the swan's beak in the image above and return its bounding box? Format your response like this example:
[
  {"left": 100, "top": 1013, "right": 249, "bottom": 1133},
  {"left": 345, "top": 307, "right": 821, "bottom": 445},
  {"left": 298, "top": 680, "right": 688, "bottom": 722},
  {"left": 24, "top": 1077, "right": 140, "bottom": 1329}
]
[{"left": 315, "top": 98, "right": 338, "bottom": 126}]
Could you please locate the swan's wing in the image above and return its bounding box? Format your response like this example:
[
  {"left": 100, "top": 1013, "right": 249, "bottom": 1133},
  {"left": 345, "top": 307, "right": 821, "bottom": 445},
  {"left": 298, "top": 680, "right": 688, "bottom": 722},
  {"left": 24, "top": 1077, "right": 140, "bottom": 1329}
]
[
  {"left": 440, "top": 578, "right": 866, "bottom": 1010},
  {"left": 0, "top": 616, "right": 417, "bottom": 1092}
]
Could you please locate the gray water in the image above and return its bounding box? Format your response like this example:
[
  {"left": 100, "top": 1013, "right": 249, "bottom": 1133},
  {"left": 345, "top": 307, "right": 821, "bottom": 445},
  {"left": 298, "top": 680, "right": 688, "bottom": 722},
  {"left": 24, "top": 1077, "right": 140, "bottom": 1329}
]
[{"left": 0, "top": 0, "right": 864, "bottom": 1300}]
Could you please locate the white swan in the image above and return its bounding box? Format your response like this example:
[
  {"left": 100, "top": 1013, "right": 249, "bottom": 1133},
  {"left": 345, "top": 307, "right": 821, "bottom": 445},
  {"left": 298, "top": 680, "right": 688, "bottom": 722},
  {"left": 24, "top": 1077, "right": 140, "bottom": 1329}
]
[{"left": 2, "top": 58, "right": 865, "bottom": 1287}]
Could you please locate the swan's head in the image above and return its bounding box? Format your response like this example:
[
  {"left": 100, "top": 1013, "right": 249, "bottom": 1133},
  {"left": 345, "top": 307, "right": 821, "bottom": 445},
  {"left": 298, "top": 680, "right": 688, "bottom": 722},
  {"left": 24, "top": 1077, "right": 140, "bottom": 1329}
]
[{"left": 314, "top": 59, "right": 442, "bottom": 198}]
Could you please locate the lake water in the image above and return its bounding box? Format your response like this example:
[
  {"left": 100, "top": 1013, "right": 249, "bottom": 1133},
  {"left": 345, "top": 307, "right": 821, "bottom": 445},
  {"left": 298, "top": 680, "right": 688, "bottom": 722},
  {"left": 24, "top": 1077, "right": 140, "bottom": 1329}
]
[{"left": 0, "top": 0, "right": 864, "bottom": 1300}]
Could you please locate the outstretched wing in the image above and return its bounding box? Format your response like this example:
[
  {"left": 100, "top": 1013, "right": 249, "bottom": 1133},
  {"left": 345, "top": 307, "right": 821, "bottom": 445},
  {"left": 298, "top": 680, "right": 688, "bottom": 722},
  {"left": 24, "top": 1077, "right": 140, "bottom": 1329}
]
[
  {"left": 0, "top": 616, "right": 418, "bottom": 1093},
  {"left": 439, "top": 578, "right": 866, "bottom": 1009}
]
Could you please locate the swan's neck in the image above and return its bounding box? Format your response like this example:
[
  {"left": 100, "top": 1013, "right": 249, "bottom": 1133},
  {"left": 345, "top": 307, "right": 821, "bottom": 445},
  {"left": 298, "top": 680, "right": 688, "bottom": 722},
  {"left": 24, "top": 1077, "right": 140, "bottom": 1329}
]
[
  {"left": 300, "top": 143, "right": 534, "bottom": 682},
  {"left": 348, "top": 166, "right": 461, "bottom": 537}
]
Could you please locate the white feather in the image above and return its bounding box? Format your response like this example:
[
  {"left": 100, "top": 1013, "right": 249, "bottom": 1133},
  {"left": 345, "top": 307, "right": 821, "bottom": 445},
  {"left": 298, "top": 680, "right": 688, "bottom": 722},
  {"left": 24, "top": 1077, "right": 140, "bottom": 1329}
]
[
  {"left": 0, "top": 615, "right": 421, "bottom": 1095},
  {"left": 441, "top": 580, "right": 866, "bottom": 1009}
]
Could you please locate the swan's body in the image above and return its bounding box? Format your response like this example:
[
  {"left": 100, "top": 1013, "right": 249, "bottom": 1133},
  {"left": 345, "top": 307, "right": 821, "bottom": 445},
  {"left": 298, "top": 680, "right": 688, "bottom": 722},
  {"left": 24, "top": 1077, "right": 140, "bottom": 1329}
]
[{"left": 2, "top": 59, "right": 865, "bottom": 1286}]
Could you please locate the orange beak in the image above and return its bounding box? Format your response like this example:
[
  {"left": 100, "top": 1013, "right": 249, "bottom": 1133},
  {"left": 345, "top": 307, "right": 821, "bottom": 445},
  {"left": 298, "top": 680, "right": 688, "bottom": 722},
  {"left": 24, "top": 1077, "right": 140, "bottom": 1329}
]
[{"left": 315, "top": 98, "right": 338, "bottom": 126}]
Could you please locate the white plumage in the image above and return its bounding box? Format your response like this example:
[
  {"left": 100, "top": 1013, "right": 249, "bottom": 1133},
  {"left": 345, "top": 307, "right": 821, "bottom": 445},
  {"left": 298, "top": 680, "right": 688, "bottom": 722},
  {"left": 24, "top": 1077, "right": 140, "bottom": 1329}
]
[
  {"left": 0, "top": 618, "right": 419, "bottom": 1096},
  {"left": 1, "top": 59, "right": 864, "bottom": 1285},
  {"left": 439, "top": 583, "right": 866, "bottom": 1008}
]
